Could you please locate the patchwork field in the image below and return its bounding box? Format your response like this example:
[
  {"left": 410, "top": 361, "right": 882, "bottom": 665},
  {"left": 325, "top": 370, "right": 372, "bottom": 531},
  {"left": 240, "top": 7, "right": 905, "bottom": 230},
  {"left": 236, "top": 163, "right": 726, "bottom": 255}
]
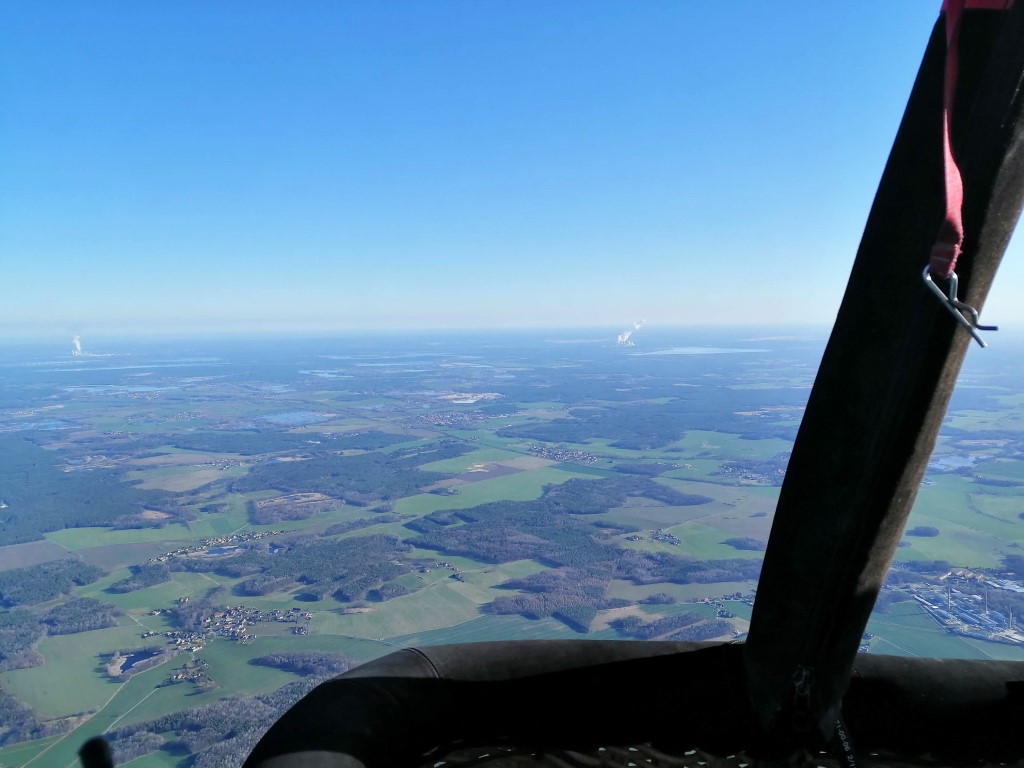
[
  {"left": 393, "top": 466, "right": 595, "bottom": 515},
  {"left": 2, "top": 332, "right": 1023, "bottom": 767}
]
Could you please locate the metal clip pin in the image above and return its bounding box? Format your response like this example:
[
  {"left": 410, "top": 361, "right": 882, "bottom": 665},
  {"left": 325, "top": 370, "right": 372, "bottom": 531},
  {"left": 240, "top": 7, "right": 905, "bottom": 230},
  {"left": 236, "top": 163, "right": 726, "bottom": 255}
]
[{"left": 922, "top": 265, "right": 997, "bottom": 348}]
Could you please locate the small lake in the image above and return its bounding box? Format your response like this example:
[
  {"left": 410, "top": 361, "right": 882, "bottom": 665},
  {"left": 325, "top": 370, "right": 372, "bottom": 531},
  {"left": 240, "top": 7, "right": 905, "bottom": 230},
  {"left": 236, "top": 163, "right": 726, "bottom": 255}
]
[{"left": 122, "top": 648, "right": 160, "bottom": 672}]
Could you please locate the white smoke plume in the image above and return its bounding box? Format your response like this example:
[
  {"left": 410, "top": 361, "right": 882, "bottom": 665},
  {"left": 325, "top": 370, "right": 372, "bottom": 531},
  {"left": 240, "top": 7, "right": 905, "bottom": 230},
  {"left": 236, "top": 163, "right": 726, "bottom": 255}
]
[
  {"left": 616, "top": 319, "right": 646, "bottom": 346},
  {"left": 72, "top": 335, "right": 82, "bottom": 356}
]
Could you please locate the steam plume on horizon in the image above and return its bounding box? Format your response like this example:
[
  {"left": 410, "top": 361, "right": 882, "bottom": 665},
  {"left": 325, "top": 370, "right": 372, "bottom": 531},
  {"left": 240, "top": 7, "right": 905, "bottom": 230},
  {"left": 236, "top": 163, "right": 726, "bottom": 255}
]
[{"left": 616, "top": 319, "right": 646, "bottom": 346}]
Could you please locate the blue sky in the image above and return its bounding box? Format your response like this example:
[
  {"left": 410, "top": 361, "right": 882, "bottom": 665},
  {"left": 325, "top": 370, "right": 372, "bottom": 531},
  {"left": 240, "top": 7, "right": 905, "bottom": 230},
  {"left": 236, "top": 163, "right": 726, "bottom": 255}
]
[{"left": 2, "top": 2, "right": 1021, "bottom": 336}]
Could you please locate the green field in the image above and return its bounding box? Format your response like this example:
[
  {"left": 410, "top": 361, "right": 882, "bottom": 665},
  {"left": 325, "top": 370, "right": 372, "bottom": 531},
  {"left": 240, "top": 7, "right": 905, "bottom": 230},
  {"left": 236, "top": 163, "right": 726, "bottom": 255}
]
[
  {"left": 606, "top": 579, "right": 754, "bottom": 603},
  {"left": 77, "top": 571, "right": 229, "bottom": 612},
  {"left": 663, "top": 431, "right": 793, "bottom": 461},
  {"left": 946, "top": 409, "right": 1024, "bottom": 433},
  {"left": 45, "top": 526, "right": 199, "bottom": 551},
  {"left": 894, "top": 475, "right": 1021, "bottom": 568},
  {"left": 116, "top": 750, "right": 181, "bottom": 768},
  {"left": 662, "top": 459, "right": 727, "bottom": 483},
  {"left": 0, "top": 540, "right": 68, "bottom": 572},
  {"left": 311, "top": 583, "right": 481, "bottom": 639},
  {"left": 969, "top": 492, "right": 1024, "bottom": 524},
  {"left": 0, "top": 626, "right": 164, "bottom": 719},
  {"left": 866, "top": 601, "right": 994, "bottom": 659},
  {"left": 6, "top": 334, "right": 1024, "bottom": 768},
  {"left": 74, "top": 541, "right": 188, "bottom": 572},
  {"left": 417, "top": 446, "right": 526, "bottom": 473},
  {"left": 0, "top": 736, "right": 60, "bottom": 768},
  {"left": 387, "top": 613, "right": 593, "bottom": 646},
  {"left": 112, "top": 634, "right": 389, "bottom": 731},
  {"left": 2, "top": 634, "right": 392, "bottom": 768},
  {"left": 393, "top": 466, "right": 594, "bottom": 516}
]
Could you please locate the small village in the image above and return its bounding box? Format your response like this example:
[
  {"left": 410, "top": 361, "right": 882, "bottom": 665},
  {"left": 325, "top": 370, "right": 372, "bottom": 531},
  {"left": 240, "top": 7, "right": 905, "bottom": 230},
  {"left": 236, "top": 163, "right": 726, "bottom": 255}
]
[
  {"left": 165, "top": 658, "right": 214, "bottom": 690},
  {"left": 624, "top": 529, "right": 681, "bottom": 545},
  {"left": 416, "top": 410, "right": 486, "bottom": 428},
  {"left": 147, "top": 529, "right": 284, "bottom": 564},
  {"left": 527, "top": 444, "right": 600, "bottom": 465},
  {"left": 145, "top": 601, "right": 314, "bottom": 655}
]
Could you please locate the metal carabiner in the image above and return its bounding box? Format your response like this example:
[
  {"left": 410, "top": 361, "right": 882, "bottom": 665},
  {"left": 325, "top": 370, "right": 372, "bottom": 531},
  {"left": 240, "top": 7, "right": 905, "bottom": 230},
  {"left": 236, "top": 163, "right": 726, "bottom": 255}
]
[{"left": 922, "top": 265, "right": 997, "bottom": 348}]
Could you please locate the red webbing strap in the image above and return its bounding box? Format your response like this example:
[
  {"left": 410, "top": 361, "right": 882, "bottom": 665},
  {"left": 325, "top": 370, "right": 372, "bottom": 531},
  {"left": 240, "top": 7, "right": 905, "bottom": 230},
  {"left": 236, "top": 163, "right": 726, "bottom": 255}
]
[
  {"left": 946, "top": 0, "right": 1013, "bottom": 8},
  {"left": 930, "top": 0, "right": 967, "bottom": 278},
  {"left": 931, "top": 0, "right": 1015, "bottom": 278}
]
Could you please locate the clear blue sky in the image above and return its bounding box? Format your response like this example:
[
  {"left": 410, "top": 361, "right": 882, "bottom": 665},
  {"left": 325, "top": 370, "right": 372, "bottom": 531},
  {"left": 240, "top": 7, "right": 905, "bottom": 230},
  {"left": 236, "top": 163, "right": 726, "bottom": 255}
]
[{"left": 2, "top": 1, "right": 1021, "bottom": 336}]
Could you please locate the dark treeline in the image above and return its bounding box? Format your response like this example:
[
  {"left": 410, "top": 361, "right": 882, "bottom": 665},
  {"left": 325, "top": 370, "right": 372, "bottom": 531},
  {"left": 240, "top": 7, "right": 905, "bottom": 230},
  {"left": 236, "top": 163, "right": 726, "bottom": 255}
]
[
  {"left": 423, "top": 510, "right": 459, "bottom": 526},
  {"left": 170, "top": 535, "right": 412, "bottom": 603},
  {"left": 413, "top": 507, "right": 615, "bottom": 568},
  {"left": 722, "top": 537, "right": 767, "bottom": 552},
  {"left": 248, "top": 498, "right": 343, "bottom": 525},
  {"left": 251, "top": 652, "right": 355, "bottom": 677},
  {"left": 110, "top": 732, "right": 165, "bottom": 764},
  {"left": 496, "top": 391, "right": 804, "bottom": 450},
  {"left": 168, "top": 431, "right": 317, "bottom": 455},
  {"left": 232, "top": 440, "right": 469, "bottom": 504},
  {"left": 666, "top": 619, "right": 734, "bottom": 642},
  {"left": 1004, "top": 555, "right": 1024, "bottom": 577},
  {"left": 498, "top": 406, "right": 685, "bottom": 450},
  {"left": 411, "top": 476, "right": 747, "bottom": 630},
  {"left": 614, "top": 462, "right": 679, "bottom": 476},
  {"left": 0, "top": 610, "right": 44, "bottom": 672},
  {"left": 170, "top": 427, "right": 419, "bottom": 456},
  {"left": 0, "top": 436, "right": 168, "bottom": 544},
  {"left": 41, "top": 598, "right": 118, "bottom": 635},
  {"left": 0, "top": 683, "right": 73, "bottom": 746},
  {"left": 367, "top": 583, "right": 410, "bottom": 602},
  {"left": 616, "top": 550, "right": 763, "bottom": 585},
  {"left": 610, "top": 613, "right": 733, "bottom": 642},
  {"left": 413, "top": 476, "right": 710, "bottom": 566},
  {"left": 543, "top": 476, "right": 712, "bottom": 512},
  {"left": 491, "top": 567, "right": 626, "bottom": 633},
  {"left": 610, "top": 611, "right": 703, "bottom": 639},
  {"left": 108, "top": 563, "right": 171, "bottom": 593},
  {"left": 323, "top": 513, "right": 402, "bottom": 536},
  {"left": 0, "top": 599, "right": 119, "bottom": 745},
  {"left": 108, "top": 677, "right": 324, "bottom": 768},
  {"left": 641, "top": 592, "right": 677, "bottom": 605},
  {"left": 0, "top": 560, "right": 105, "bottom": 607}
]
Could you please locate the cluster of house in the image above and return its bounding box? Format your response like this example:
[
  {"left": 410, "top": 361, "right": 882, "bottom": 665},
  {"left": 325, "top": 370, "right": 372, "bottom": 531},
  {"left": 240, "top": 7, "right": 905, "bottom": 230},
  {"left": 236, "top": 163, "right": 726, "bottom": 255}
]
[
  {"left": 717, "top": 463, "right": 785, "bottom": 485},
  {"left": 416, "top": 410, "right": 485, "bottom": 428},
  {"left": 651, "top": 529, "right": 681, "bottom": 546},
  {"left": 162, "top": 628, "right": 206, "bottom": 652},
  {"left": 199, "top": 605, "right": 314, "bottom": 643},
  {"left": 166, "top": 658, "right": 212, "bottom": 688},
  {"left": 148, "top": 529, "right": 284, "bottom": 563},
  {"left": 528, "top": 444, "right": 600, "bottom": 464},
  {"left": 418, "top": 561, "right": 459, "bottom": 574},
  {"left": 146, "top": 603, "right": 314, "bottom": 647}
]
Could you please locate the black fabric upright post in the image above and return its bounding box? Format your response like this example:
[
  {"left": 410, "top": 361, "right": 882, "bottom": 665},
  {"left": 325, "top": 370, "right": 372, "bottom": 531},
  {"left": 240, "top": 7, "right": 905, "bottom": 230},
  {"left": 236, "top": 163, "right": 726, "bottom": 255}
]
[{"left": 743, "top": 3, "right": 1024, "bottom": 756}]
